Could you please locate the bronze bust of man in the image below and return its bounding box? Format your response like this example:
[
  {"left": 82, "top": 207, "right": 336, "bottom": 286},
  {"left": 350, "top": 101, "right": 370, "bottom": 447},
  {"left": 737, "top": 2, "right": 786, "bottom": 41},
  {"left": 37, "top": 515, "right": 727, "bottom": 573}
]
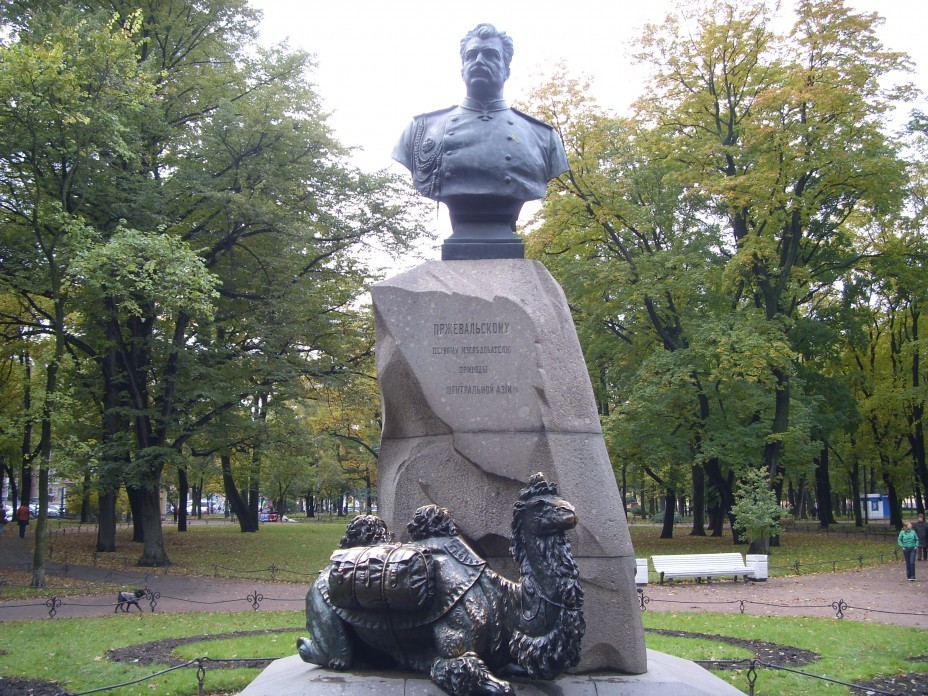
[{"left": 393, "top": 24, "right": 568, "bottom": 259}]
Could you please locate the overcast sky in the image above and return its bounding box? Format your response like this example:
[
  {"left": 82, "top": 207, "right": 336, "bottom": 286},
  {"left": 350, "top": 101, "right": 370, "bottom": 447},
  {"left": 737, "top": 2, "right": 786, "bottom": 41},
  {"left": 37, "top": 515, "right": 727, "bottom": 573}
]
[{"left": 249, "top": 0, "right": 928, "bottom": 256}]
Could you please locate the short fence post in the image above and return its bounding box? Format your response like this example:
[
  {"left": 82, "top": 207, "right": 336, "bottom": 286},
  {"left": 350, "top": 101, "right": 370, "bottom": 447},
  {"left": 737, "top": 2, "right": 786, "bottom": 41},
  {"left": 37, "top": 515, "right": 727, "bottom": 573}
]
[{"left": 196, "top": 658, "right": 206, "bottom": 696}]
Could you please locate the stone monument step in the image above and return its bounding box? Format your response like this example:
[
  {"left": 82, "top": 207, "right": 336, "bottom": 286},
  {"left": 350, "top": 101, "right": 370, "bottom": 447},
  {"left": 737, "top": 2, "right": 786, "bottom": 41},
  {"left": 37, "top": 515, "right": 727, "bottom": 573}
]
[{"left": 240, "top": 651, "right": 746, "bottom": 695}]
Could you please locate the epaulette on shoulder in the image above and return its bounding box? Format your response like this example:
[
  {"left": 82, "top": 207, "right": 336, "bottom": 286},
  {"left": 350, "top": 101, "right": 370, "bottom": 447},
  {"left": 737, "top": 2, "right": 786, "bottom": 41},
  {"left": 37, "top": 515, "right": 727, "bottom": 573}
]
[
  {"left": 413, "top": 105, "right": 457, "bottom": 120},
  {"left": 510, "top": 107, "right": 555, "bottom": 130}
]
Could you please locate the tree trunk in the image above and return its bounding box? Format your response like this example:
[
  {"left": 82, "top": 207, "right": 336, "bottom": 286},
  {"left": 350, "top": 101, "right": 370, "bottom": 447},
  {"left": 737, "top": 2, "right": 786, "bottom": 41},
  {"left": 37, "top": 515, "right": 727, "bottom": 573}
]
[
  {"left": 814, "top": 443, "right": 836, "bottom": 527},
  {"left": 80, "top": 471, "right": 92, "bottom": 524},
  {"left": 690, "top": 464, "right": 706, "bottom": 536},
  {"left": 660, "top": 490, "right": 676, "bottom": 539},
  {"left": 99, "top": 334, "right": 126, "bottom": 547},
  {"left": 248, "top": 470, "right": 260, "bottom": 530},
  {"left": 96, "top": 487, "right": 118, "bottom": 552},
  {"left": 192, "top": 479, "right": 203, "bottom": 519},
  {"left": 2, "top": 459, "right": 19, "bottom": 518},
  {"left": 747, "top": 531, "right": 770, "bottom": 555},
  {"left": 126, "top": 486, "right": 145, "bottom": 541},
  {"left": 703, "top": 460, "right": 735, "bottom": 537},
  {"left": 305, "top": 491, "right": 315, "bottom": 518},
  {"left": 883, "top": 471, "right": 903, "bottom": 530},
  {"left": 362, "top": 474, "right": 373, "bottom": 515},
  {"left": 763, "top": 367, "right": 790, "bottom": 482},
  {"left": 177, "top": 467, "right": 189, "bottom": 532},
  {"left": 794, "top": 476, "right": 807, "bottom": 519},
  {"left": 31, "top": 461, "right": 49, "bottom": 588},
  {"left": 221, "top": 455, "right": 257, "bottom": 532},
  {"left": 770, "top": 476, "right": 783, "bottom": 548},
  {"left": 32, "top": 317, "right": 65, "bottom": 588},
  {"left": 137, "top": 486, "right": 169, "bottom": 566},
  {"left": 19, "top": 347, "right": 33, "bottom": 510},
  {"left": 907, "top": 306, "right": 928, "bottom": 497}
]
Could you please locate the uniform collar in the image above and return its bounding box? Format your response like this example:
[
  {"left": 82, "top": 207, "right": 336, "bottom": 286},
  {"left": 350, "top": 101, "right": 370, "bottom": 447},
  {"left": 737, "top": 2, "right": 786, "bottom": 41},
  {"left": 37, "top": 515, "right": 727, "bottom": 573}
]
[{"left": 461, "top": 97, "right": 509, "bottom": 112}]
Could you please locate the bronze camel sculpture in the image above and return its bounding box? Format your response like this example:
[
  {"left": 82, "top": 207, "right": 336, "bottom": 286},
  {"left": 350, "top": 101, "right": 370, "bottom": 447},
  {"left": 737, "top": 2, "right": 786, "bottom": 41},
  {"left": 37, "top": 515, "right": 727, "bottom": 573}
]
[{"left": 296, "top": 472, "right": 584, "bottom": 695}]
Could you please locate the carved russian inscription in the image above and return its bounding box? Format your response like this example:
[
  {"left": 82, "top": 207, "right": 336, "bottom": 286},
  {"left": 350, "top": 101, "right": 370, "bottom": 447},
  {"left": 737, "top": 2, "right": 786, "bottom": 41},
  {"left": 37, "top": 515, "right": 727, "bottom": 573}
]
[{"left": 429, "top": 318, "right": 518, "bottom": 399}]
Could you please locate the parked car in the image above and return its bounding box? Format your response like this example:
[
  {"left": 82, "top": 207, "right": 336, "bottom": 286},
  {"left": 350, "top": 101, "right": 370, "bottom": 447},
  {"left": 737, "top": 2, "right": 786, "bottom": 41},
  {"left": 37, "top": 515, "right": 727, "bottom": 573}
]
[{"left": 26, "top": 503, "right": 63, "bottom": 517}]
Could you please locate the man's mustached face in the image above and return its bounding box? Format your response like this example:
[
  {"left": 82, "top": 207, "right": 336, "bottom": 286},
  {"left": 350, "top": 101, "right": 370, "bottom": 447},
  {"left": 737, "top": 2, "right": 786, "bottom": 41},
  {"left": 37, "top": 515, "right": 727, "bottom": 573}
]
[{"left": 461, "top": 37, "right": 508, "bottom": 100}]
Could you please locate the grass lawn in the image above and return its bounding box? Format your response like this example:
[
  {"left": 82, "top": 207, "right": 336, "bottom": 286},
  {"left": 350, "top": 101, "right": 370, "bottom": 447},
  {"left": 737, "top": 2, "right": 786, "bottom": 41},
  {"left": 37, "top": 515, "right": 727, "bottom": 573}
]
[
  {"left": 2, "top": 521, "right": 924, "bottom": 694},
  {"left": 643, "top": 611, "right": 927, "bottom": 694},
  {"left": 0, "top": 609, "right": 924, "bottom": 695},
  {"left": 35, "top": 518, "right": 903, "bottom": 586},
  {"left": 42, "top": 520, "right": 347, "bottom": 582}
]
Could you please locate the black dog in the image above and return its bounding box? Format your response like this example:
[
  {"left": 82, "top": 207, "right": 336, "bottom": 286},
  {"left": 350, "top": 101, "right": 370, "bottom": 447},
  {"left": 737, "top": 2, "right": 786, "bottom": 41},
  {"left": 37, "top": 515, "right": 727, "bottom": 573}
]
[{"left": 115, "top": 589, "right": 145, "bottom": 612}]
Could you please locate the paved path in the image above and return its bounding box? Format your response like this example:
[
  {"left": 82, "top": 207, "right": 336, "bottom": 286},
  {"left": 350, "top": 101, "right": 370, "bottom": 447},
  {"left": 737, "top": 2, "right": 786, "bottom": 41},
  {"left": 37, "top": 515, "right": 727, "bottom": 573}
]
[
  {"left": 0, "top": 533, "right": 307, "bottom": 620},
  {"left": 1, "top": 531, "right": 926, "bottom": 628},
  {"left": 641, "top": 561, "right": 927, "bottom": 628}
]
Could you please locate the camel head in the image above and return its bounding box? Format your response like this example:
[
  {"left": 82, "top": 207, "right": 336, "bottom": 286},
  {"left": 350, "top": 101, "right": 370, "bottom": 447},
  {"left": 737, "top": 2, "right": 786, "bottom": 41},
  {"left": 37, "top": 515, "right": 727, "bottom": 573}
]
[{"left": 512, "top": 472, "right": 577, "bottom": 538}]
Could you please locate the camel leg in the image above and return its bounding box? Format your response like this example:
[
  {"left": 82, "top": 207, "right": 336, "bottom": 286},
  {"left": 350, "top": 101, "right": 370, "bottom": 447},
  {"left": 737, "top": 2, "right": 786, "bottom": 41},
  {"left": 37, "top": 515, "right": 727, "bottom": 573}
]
[
  {"left": 431, "top": 653, "right": 513, "bottom": 696},
  {"left": 430, "top": 604, "right": 512, "bottom": 695},
  {"left": 296, "top": 582, "right": 353, "bottom": 671}
]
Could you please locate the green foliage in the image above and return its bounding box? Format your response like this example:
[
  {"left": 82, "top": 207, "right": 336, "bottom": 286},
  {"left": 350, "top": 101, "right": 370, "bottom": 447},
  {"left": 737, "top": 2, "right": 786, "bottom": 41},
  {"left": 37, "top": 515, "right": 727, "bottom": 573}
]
[
  {"left": 731, "top": 467, "right": 782, "bottom": 544},
  {"left": 0, "top": 0, "right": 428, "bottom": 562},
  {"left": 522, "top": 0, "right": 919, "bottom": 526},
  {"left": 649, "top": 510, "right": 683, "bottom": 525},
  {"left": 71, "top": 227, "right": 219, "bottom": 320}
]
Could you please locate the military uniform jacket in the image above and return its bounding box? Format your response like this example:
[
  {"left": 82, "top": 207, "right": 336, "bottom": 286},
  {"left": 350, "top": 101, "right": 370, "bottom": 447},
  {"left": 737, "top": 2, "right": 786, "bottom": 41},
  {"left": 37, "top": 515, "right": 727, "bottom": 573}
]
[{"left": 392, "top": 98, "right": 569, "bottom": 203}]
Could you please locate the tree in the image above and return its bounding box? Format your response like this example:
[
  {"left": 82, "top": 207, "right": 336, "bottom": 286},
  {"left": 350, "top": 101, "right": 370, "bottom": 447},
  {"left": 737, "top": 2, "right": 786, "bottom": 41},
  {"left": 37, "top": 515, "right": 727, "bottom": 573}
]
[
  {"left": 731, "top": 467, "right": 781, "bottom": 554},
  {"left": 523, "top": 71, "right": 750, "bottom": 539},
  {"left": 524, "top": 1, "right": 912, "bottom": 544},
  {"left": 0, "top": 0, "right": 427, "bottom": 566},
  {"left": 0, "top": 7, "right": 156, "bottom": 583},
  {"left": 636, "top": 0, "right": 909, "bottom": 488}
]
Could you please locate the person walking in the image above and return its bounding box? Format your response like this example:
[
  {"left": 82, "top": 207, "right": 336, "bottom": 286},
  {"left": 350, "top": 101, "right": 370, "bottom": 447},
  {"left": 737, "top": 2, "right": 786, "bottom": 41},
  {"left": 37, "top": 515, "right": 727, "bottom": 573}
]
[
  {"left": 15, "top": 502, "right": 30, "bottom": 538},
  {"left": 913, "top": 513, "right": 928, "bottom": 561},
  {"left": 898, "top": 521, "right": 919, "bottom": 581},
  {"left": 0, "top": 506, "right": 7, "bottom": 537}
]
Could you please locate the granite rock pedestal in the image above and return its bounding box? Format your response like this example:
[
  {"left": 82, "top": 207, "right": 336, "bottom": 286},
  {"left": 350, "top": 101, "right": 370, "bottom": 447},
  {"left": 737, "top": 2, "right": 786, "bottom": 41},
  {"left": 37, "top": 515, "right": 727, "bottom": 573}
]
[
  {"left": 240, "top": 652, "right": 746, "bottom": 695},
  {"left": 370, "top": 259, "right": 647, "bottom": 675}
]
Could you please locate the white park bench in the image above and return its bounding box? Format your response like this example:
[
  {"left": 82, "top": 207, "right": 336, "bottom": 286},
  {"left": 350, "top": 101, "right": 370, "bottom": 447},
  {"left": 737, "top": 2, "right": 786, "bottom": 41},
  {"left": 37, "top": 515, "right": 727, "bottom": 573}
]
[{"left": 650, "top": 552, "right": 756, "bottom": 585}]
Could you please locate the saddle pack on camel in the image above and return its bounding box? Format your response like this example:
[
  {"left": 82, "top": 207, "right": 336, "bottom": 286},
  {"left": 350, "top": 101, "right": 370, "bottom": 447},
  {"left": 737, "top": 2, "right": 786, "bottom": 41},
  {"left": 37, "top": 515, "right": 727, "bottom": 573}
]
[{"left": 327, "top": 544, "right": 435, "bottom": 612}]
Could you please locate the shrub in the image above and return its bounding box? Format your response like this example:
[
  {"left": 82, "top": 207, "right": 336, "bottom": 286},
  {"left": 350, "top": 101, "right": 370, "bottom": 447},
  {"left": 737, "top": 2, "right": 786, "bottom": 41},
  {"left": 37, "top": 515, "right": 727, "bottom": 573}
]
[{"left": 650, "top": 511, "right": 683, "bottom": 524}]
